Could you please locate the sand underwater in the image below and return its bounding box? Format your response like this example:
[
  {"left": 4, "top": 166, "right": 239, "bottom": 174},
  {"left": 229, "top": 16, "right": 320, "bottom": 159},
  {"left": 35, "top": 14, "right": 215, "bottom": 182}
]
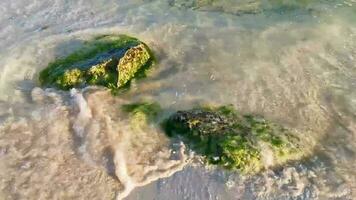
[{"left": 0, "top": 0, "right": 356, "bottom": 199}]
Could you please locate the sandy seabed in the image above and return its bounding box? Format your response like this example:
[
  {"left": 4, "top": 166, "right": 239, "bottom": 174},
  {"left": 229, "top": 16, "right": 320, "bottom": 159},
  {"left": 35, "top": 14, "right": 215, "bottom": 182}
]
[{"left": 0, "top": 0, "right": 356, "bottom": 199}]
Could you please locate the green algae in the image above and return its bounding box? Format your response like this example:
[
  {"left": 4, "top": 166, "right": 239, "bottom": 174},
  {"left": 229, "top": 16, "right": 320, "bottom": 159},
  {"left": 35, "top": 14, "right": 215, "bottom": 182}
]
[
  {"left": 163, "top": 105, "right": 303, "bottom": 173},
  {"left": 55, "top": 68, "right": 85, "bottom": 89},
  {"left": 120, "top": 102, "right": 305, "bottom": 173},
  {"left": 117, "top": 44, "right": 152, "bottom": 87},
  {"left": 122, "top": 101, "right": 162, "bottom": 129},
  {"left": 122, "top": 101, "right": 162, "bottom": 123},
  {"left": 87, "top": 58, "right": 116, "bottom": 81},
  {"left": 39, "top": 35, "right": 155, "bottom": 91}
]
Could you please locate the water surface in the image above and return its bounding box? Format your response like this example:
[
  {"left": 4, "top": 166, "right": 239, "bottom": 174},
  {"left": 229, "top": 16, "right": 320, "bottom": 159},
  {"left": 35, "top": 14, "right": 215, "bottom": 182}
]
[{"left": 0, "top": 0, "right": 355, "bottom": 199}]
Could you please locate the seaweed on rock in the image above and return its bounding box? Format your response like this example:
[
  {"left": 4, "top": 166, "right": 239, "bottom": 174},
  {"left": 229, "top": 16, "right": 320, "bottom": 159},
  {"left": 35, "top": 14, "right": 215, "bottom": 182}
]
[
  {"left": 122, "top": 101, "right": 163, "bottom": 130},
  {"left": 120, "top": 102, "right": 307, "bottom": 173},
  {"left": 39, "top": 35, "right": 155, "bottom": 91},
  {"left": 122, "top": 102, "right": 162, "bottom": 122},
  {"left": 163, "top": 105, "right": 304, "bottom": 173}
]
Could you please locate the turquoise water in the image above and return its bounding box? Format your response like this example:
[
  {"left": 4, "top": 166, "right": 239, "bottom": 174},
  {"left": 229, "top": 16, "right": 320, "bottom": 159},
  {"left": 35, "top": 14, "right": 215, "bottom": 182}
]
[{"left": 0, "top": 1, "right": 355, "bottom": 199}]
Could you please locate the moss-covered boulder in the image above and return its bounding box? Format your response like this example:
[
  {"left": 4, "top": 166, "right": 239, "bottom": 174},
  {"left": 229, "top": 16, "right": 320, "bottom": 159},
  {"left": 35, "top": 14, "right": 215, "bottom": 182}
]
[
  {"left": 120, "top": 102, "right": 308, "bottom": 173},
  {"left": 163, "top": 105, "right": 304, "bottom": 173},
  {"left": 39, "top": 35, "right": 155, "bottom": 90}
]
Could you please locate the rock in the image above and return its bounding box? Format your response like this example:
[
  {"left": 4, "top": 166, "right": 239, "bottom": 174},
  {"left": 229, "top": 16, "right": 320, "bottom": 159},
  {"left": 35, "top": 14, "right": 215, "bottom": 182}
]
[
  {"left": 121, "top": 101, "right": 162, "bottom": 128},
  {"left": 118, "top": 44, "right": 152, "bottom": 87},
  {"left": 39, "top": 35, "right": 155, "bottom": 90},
  {"left": 163, "top": 105, "right": 304, "bottom": 173},
  {"left": 173, "top": 0, "right": 314, "bottom": 15}
]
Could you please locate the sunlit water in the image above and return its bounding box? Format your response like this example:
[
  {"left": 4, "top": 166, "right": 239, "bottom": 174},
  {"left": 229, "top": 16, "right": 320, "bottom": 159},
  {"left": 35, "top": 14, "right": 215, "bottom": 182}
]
[{"left": 0, "top": 0, "right": 355, "bottom": 199}]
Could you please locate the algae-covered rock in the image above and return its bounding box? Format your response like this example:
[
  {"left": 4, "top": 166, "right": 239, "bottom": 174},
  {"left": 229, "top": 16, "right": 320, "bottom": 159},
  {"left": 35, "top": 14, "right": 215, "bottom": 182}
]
[
  {"left": 120, "top": 102, "right": 308, "bottom": 173},
  {"left": 39, "top": 35, "right": 155, "bottom": 90},
  {"left": 122, "top": 101, "right": 162, "bottom": 128},
  {"left": 163, "top": 105, "right": 304, "bottom": 173},
  {"left": 118, "top": 44, "right": 152, "bottom": 87}
]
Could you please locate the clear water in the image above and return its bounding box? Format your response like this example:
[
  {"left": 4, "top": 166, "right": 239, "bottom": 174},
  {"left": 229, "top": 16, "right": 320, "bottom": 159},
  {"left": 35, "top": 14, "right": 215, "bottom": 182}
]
[{"left": 0, "top": 0, "right": 355, "bottom": 199}]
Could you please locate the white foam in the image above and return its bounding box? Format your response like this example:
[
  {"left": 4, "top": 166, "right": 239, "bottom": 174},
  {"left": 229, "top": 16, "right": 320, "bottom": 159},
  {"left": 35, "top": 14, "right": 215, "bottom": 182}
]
[
  {"left": 0, "top": 0, "right": 355, "bottom": 199},
  {"left": 70, "top": 89, "right": 95, "bottom": 164},
  {"left": 80, "top": 90, "right": 189, "bottom": 199}
]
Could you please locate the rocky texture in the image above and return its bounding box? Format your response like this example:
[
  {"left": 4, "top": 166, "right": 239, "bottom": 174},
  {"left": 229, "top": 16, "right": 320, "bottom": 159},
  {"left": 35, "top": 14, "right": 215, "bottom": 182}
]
[
  {"left": 39, "top": 35, "right": 155, "bottom": 90},
  {"left": 163, "top": 105, "right": 305, "bottom": 173},
  {"left": 117, "top": 44, "right": 152, "bottom": 87}
]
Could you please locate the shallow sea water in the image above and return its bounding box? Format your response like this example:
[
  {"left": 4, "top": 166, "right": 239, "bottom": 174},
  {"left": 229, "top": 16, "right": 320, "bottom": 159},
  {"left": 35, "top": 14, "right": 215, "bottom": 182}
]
[{"left": 0, "top": 0, "right": 355, "bottom": 199}]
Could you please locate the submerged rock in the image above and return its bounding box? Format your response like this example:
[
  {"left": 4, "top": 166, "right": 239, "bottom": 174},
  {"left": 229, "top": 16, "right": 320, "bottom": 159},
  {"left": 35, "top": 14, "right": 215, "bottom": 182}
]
[
  {"left": 163, "top": 105, "right": 305, "bottom": 173},
  {"left": 39, "top": 35, "right": 155, "bottom": 90},
  {"left": 122, "top": 101, "right": 162, "bottom": 129},
  {"left": 173, "top": 0, "right": 315, "bottom": 15},
  {"left": 121, "top": 102, "right": 309, "bottom": 173}
]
